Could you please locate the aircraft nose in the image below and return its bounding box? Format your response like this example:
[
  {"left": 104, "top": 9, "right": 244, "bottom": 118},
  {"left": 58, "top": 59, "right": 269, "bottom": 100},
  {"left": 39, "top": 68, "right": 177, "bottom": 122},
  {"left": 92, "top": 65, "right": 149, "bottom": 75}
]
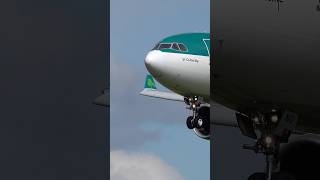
[{"left": 145, "top": 50, "right": 161, "bottom": 77}]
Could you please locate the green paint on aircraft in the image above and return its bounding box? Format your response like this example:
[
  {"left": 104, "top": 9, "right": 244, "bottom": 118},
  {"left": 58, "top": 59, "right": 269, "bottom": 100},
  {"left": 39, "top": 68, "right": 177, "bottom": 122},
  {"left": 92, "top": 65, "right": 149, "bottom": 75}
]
[
  {"left": 144, "top": 75, "right": 156, "bottom": 89},
  {"left": 157, "top": 33, "right": 210, "bottom": 56}
]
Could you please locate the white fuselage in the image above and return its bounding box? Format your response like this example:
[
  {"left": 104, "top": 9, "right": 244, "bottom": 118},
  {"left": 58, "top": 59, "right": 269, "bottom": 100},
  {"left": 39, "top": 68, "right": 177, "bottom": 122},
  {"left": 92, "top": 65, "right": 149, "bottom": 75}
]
[{"left": 145, "top": 50, "right": 210, "bottom": 101}]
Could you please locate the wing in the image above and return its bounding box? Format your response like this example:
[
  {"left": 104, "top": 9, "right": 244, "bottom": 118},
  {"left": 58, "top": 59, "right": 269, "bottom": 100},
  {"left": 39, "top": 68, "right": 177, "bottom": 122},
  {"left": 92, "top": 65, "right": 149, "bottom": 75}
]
[
  {"left": 140, "top": 89, "right": 184, "bottom": 102},
  {"left": 139, "top": 75, "right": 184, "bottom": 102},
  {"left": 93, "top": 88, "right": 109, "bottom": 107}
]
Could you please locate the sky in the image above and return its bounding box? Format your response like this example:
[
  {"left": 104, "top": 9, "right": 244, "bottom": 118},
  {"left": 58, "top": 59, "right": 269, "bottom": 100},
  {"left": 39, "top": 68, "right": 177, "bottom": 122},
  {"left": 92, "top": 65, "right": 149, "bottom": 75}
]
[{"left": 110, "top": 0, "right": 210, "bottom": 180}]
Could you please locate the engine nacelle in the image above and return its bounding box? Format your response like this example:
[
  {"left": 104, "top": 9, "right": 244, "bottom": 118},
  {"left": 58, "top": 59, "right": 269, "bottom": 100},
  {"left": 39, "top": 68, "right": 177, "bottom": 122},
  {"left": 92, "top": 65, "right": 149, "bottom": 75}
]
[
  {"left": 279, "top": 134, "right": 320, "bottom": 180},
  {"left": 193, "top": 106, "right": 210, "bottom": 140},
  {"left": 193, "top": 128, "right": 210, "bottom": 140}
]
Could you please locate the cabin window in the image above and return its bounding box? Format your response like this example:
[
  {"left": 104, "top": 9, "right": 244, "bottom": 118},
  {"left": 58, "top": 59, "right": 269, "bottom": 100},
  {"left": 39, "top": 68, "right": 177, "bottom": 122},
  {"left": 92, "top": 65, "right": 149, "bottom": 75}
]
[
  {"left": 158, "top": 43, "right": 172, "bottom": 50},
  {"left": 178, "top": 43, "right": 187, "bottom": 51},
  {"left": 172, "top": 43, "right": 180, "bottom": 50}
]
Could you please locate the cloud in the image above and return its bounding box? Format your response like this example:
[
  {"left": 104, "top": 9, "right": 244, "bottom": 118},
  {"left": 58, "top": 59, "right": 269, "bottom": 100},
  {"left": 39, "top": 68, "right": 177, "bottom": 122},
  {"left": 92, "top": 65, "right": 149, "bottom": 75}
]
[{"left": 110, "top": 150, "right": 185, "bottom": 180}]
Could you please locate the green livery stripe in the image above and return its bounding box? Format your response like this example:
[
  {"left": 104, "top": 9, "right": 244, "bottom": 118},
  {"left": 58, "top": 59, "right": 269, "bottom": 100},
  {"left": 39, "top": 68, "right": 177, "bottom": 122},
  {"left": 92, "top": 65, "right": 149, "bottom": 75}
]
[
  {"left": 159, "top": 33, "right": 210, "bottom": 56},
  {"left": 144, "top": 75, "right": 156, "bottom": 89}
]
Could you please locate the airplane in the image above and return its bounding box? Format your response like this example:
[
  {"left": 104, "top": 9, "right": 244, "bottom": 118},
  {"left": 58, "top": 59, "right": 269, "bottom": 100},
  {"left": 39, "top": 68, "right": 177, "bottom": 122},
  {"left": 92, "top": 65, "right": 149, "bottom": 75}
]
[
  {"left": 140, "top": 33, "right": 211, "bottom": 140},
  {"left": 141, "top": 29, "right": 320, "bottom": 179},
  {"left": 211, "top": 0, "right": 320, "bottom": 179}
]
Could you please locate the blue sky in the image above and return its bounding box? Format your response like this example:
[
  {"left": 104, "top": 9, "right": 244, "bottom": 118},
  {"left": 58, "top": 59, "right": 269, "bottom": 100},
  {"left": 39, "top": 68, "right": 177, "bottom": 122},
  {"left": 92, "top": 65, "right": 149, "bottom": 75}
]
[{"left": 110, "top": 0, "right": 210, "bottom": 179}]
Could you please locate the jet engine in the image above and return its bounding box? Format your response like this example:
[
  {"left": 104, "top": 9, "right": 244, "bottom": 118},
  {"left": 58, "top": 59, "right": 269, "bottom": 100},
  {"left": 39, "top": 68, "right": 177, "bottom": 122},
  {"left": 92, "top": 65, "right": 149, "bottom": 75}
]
[
  {"left": 193, "top": 106, "right": 210, "bottom": 140},
  {"left": 278, "top": 134, "right": 320, "bottom": 180}
]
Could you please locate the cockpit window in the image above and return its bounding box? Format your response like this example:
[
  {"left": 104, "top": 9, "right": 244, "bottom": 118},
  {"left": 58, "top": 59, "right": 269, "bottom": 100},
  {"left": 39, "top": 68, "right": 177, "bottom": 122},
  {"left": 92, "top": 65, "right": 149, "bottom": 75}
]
[
  {"left": 152, "top": 42, "right": 188, "bottom": 52},
  {"left": 152, "top": 43, "right": 160, "bottom": 50},
  {"left": 178, "top": 43, "right": 187, "bottom": 51},
  {"left": 158, "top": 43, "right": 172, "bottom": 50},
  {"left": 172, "top": 43, "right": 180, "bottom": 50}
]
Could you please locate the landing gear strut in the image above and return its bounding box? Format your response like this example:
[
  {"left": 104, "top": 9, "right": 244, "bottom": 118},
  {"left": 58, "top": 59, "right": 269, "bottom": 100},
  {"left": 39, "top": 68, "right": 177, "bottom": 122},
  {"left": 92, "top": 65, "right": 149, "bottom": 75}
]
[
  {"left": 237, "top": 109, "right": 298, "bottom": 180},
  {"left": 185, "top": 96, "right": 202, "bottom": 129}
]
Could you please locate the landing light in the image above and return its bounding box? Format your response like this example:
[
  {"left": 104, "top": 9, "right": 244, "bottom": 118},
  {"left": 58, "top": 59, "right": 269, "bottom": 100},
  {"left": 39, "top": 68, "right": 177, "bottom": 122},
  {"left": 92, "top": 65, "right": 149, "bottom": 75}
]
[
  {"left": 265, "top": 136, "right": 272, "bottom": 145},
  {"left": 271, "top": 114, "right": 278, "bottom": 123},
  {"left": 252, "top": 116, "right": 259, "bottom": 124}
]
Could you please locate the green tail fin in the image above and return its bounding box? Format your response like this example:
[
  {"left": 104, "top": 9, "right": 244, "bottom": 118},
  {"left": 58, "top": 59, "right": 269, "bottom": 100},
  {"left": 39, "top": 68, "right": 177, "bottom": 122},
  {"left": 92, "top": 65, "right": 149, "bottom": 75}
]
[{"left": 144, "top": 75, "right": 156, "bottom": 89}]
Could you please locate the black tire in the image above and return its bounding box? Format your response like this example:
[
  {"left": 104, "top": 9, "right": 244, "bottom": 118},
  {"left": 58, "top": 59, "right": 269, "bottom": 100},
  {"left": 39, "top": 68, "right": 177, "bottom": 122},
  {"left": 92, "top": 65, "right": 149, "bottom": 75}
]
[
  {"left": 248, "top": 172, "right": 266, "bottom": 180},
  {"left": 186, "top": 116, "right": 194, "bottom": 129},
  {"left": 271, "top": 172, "right": 296, "bottom": 180}
]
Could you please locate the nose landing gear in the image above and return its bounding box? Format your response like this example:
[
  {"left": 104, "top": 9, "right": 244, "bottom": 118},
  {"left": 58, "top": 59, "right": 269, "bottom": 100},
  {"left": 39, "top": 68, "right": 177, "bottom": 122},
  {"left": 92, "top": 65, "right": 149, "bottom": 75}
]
[
  {"left": 184, "top": 96, "right": 202, "bottom": 129},
  {"left": 237, "top": 109, "right": 298, "bottom": 180},
  {"left": 184, "top": 96, "right": 210, "bottom": 139}
]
